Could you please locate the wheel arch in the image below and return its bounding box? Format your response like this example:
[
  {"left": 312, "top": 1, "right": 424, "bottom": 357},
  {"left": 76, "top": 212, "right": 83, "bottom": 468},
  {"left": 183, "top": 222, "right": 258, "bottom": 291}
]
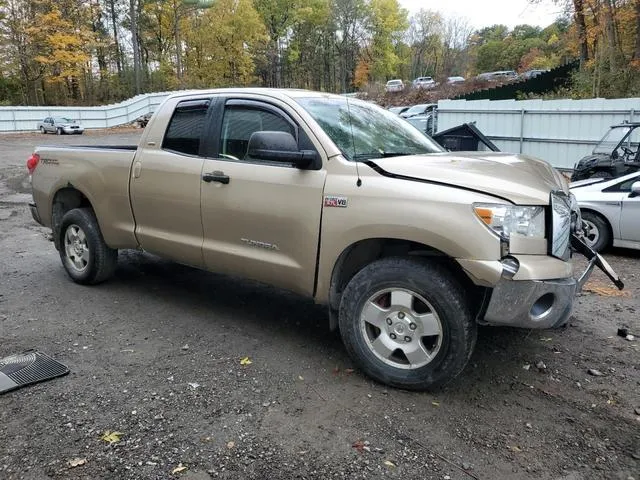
[
  {"left": 51, "top": 187, "right": 95, "bottom": 250},
  {"left": 326, "top": 238, "right": 484, "bottom": 330}
]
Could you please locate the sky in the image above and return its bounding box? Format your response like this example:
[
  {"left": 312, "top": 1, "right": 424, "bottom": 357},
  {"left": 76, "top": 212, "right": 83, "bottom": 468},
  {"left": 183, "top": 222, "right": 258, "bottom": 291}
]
[{"left": 397, "top": 0, "right": 565, "bottom": 29}]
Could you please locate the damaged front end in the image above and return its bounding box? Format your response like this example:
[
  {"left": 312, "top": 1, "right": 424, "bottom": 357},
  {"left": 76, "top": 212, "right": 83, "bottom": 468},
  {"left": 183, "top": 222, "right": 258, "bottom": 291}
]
[
  {"left": 562, "top": 190, "right": 624, "bottom": 292},
  {"left": 481, "top": 191, "right": 624, "bottom": 329},
  {"left": 572, "top": 230, "right": 624, "bottom": 291}
]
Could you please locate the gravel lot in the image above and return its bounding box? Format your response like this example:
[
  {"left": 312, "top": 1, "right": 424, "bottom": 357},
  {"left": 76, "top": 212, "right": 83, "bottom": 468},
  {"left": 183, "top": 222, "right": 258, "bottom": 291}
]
[{"left": 0, "top": 130, "right": 638, "bottom": 480}]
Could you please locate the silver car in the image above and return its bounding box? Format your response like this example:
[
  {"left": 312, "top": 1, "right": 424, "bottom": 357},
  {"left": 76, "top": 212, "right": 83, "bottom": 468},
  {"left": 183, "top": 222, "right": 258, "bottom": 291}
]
[
  {"left": 570, "top": 171, "right": 640, "bottom": 251},
  {"left": 384, "top": 79, "right": 404, "bottom": 93},
  {"left": 412, "top": 76, "right": 436, "bottom": 89},
  {"left": 38, "top": 117, "right": 85, "bottom": 135}
]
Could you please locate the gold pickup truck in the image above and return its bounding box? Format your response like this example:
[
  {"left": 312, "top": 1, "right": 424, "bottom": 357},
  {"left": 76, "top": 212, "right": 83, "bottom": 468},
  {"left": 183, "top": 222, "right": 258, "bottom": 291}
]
[{"left": 27, "top": 89, "right": 623, "bottom": 390}]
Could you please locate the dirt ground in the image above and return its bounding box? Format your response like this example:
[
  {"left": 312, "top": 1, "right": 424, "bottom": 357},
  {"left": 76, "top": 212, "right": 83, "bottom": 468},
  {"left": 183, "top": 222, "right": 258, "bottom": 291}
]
[{"left": 0, "top": 130, "right": 638, "bottom": 480}]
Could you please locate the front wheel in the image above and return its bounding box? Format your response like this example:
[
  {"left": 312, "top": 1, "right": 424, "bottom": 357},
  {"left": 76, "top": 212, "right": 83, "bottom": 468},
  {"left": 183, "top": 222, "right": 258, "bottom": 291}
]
[
  {"left": 59, "top": 208, "right": 118, "bottom": 285},
  {"left": 40, "top": 126, "right": 46, "bottom": 134},
  {"left": 338, "top": 257, "right": 476, "bottom": 391},
  {"left": 56, "top": 127, "right": 63, "bottom": 135}
]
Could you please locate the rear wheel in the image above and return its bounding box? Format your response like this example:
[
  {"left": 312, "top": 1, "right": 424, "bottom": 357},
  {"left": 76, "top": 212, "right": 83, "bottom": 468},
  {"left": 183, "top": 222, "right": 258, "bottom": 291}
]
[
  {"left": 582, "top": 211, "right": 611, "bottom": 252},
  {"left": 338, "top": 257, "right": 476, "bottom": 391},
  {"left": 59, "top": 208, "right": 118, "bottom": 285}
]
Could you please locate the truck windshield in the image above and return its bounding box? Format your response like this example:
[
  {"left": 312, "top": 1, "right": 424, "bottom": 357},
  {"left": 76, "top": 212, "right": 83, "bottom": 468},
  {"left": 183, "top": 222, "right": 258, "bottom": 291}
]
[{"left": 296, "top": 96, "right": 443, "bottom": 161}]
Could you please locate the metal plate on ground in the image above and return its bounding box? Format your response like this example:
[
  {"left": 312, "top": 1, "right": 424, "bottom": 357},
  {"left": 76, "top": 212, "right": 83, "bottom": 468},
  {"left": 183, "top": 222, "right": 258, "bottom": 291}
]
[{"left": 0, "top": 351, "right": 69, "bottom": 394}]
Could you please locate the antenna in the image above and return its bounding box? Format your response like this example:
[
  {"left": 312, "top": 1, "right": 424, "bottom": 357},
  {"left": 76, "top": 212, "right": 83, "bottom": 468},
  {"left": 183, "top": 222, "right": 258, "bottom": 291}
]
[{"left": 345, "top": 97, "right": 362, "bottom": 187}]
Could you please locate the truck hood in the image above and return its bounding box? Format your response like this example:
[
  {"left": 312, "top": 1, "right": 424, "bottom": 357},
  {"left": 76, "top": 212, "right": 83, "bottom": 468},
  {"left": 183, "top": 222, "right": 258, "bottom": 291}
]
[{"left": 369, "top": 152, "right": 568, "bottom": 205}]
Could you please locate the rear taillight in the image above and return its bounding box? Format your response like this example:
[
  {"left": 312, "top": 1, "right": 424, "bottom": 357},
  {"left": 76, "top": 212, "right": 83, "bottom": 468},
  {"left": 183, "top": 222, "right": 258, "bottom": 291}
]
[{"left": 27, "top": 153, "right": 40, "bottom": 174}]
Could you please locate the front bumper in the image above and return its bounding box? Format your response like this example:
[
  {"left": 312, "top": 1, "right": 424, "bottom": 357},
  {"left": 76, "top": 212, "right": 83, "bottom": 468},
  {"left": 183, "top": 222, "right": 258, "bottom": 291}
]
[
  {"left": 481, "top": 235, "right": 623, "bottom": 329},
  {"left": 62, "top": 127, "right": 84, "bottom": 134},
  {"left": 483, "top": 277, "right": 576, "bottom": 329}
]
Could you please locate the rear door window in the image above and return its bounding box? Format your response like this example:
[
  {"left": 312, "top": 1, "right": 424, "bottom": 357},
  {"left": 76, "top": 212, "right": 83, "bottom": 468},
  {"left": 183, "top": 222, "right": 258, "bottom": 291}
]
[{"left": 162, "top": 99, "right": 211, "bottom": 156}]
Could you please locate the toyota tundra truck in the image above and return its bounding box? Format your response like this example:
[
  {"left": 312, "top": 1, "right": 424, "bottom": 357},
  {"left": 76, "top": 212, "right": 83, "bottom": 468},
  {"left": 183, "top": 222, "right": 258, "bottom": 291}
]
[{"left": 26, "top": 89, "right": 623, "bottom": 390}]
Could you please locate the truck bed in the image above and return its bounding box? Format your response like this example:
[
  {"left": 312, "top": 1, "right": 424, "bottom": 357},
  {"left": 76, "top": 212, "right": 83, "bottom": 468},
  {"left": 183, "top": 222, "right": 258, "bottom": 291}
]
[{"left": 31, "top": 145, "right": 139, "bottom": 249}]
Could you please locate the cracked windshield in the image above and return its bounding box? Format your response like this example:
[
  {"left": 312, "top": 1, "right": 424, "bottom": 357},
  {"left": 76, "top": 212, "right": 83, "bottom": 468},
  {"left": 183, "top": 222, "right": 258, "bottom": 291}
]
[{"left": 297, "top": 97, "right": 443, "bottom": 161}]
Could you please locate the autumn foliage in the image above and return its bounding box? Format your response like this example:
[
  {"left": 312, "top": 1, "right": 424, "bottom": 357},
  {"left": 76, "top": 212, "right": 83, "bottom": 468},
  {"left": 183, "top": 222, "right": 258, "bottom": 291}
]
[{"left": 0, "top": 0, "right": 639, "bottom": 106}]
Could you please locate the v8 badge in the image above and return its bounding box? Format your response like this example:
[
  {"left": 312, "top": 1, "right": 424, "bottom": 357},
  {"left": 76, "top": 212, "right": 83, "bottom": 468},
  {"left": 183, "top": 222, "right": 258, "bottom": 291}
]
[{"left": 324, "top": 195, "right": 348, "bottom": 208}]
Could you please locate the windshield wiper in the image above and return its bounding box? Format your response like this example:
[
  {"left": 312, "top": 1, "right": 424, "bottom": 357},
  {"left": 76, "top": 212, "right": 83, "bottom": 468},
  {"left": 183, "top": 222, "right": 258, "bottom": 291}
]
[
  {"left": 379, "top": 152, "right": 415, "bottom": 157},
  {"left": 352, "top": 152, "right": 415, "bottom": 160}
]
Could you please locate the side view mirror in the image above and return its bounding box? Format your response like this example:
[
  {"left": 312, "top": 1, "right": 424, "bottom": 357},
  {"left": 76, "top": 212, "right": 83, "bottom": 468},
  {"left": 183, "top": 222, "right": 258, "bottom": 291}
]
[
  {"left": 629, "top": 181, "right": 640, "bottom": 198},
  {"left": 247, "top": 131, "right": 318, "bottom": 169}
]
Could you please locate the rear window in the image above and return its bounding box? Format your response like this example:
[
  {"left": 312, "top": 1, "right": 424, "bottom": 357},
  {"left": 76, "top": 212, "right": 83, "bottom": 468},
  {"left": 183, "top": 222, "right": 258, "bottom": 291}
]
[{"left": 162, "top": 99, "right": 210, "bottom": 156}]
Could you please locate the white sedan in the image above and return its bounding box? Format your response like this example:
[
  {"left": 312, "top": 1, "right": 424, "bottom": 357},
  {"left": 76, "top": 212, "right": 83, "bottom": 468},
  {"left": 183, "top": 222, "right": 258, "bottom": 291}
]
[
  {"left": 385, "top": 79, "right": 404, "bottom": 93},
  {"left": 570, "top": 171, "right": 640, "bottom": 251}
]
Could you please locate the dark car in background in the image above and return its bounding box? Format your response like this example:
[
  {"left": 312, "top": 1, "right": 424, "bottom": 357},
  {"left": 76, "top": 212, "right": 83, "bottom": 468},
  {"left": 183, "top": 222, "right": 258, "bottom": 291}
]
[
  {"left": 520, "top": 69, "right": 549, "bottom": 80},
  {"left": 476, "top": 70, "right": 518, "bottom": 82},
  {"left": 571, "top": 122, "right": 640, "bottom": 181},
  {"left": 136, "top": 112, "right": 154, "bottom": 128}
]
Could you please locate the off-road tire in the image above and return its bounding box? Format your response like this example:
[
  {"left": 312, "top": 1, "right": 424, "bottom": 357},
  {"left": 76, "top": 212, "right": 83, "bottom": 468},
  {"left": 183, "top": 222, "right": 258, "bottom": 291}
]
[
  {"left": 338, "top": 257, "right": 476, "bottom": 391},
  {"left": 58, "top": 208, "right": 118, "bottom": 285},
  {"left": 581, "top": 211, "right": 611, "bottom": 252}
]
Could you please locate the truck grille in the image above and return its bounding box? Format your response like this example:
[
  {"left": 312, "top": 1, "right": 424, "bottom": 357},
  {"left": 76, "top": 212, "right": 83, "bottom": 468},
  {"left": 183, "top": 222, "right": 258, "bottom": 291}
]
[{"left": 550, "top": 192, "right": 572, "bottom": 260}]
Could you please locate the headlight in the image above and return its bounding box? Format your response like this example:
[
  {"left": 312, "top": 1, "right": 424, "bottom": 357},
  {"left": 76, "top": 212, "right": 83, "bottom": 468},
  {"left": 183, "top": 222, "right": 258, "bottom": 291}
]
[{"left": 474, "top": 204, "right": 545, "bottom": 239}]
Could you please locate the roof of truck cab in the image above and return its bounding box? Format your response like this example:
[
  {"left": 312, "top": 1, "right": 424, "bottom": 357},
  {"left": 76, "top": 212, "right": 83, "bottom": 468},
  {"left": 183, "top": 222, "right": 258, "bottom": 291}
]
[
  {"left": 161, "top": 88, "right": 356, "bottom": 160},
  {"left": 165, "top": 88, "right": 353, "bottom": 102}
]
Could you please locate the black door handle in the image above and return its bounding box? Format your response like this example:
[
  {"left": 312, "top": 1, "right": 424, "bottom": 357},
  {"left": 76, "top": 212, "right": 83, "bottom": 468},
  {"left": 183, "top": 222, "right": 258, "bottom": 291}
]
[{"left": 202, "top": 171, "right": 230, "bottom": 184}]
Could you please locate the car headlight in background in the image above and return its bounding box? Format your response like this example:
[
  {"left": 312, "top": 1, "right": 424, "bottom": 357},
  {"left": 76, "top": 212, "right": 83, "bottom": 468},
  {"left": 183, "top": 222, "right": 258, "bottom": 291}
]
[{"left": 473, "top": 204, "right": 545, "bottom": 239}]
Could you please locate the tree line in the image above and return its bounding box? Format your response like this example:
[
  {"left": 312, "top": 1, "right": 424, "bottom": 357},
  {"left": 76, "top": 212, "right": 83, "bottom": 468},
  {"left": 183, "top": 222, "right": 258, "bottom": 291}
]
[{"left": 0, "top": 0, "right": 639, "bottom": 106}]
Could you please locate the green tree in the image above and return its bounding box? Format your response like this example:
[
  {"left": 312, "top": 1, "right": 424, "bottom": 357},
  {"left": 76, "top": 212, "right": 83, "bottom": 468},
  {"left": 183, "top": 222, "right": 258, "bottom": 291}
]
[
  {"left": 406, "top": 9, "right": 444, "bottom": 78},
  {"left": 366, "top": 0, "right": 408, "bottom": 80},
  {"left": 253, "top": 0, "right": 304, "bottom": 87},
  {"left": 184, "top": 0, "right": 267, "bottom": 87}
]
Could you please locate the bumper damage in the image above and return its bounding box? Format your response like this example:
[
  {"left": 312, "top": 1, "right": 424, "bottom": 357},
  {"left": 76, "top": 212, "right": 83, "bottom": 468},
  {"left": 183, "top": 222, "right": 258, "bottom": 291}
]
[{"left": 482, "top": 234, "right": 624, "bottom": 329}]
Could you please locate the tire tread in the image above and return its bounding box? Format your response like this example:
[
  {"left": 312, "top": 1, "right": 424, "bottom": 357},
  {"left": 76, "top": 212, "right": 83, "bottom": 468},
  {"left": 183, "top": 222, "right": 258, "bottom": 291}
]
[
  {"left": 59, "top": 208, "right": 117, "bottom": 285},
  {"left": 338, "top": 257, "right": 476, "bottom": 391}
]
